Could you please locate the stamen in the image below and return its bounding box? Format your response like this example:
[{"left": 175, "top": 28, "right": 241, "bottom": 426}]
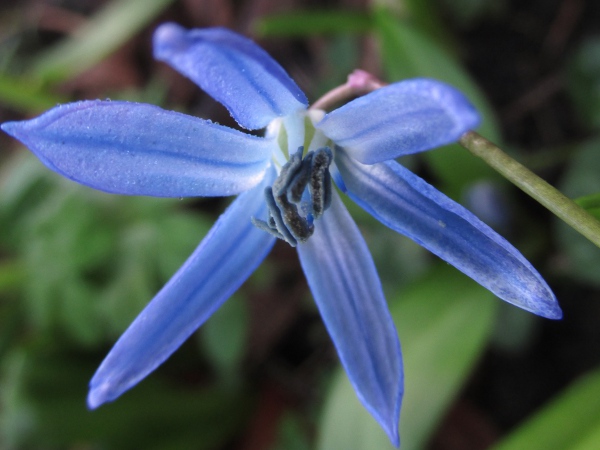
[
  {"left": 309, "top": 147, "right": 333, "bottom": 218},
  {"left": 272, "top": 148, "right": 304, "bottom": 196},
  {"left": 288, "top": 154, "right": 312, "bottom": 203},
  {"left": 261, "top": 187, "right": 298, "bottom": 246},
  {"left": 252, "top": 146, "right": 334, "bottom": 246},
  {"left": 251, "top": 216, "right": 286, "bottom": 241},
  {"left": 274, "top": 191, "right": 314, "bottom": 244}
]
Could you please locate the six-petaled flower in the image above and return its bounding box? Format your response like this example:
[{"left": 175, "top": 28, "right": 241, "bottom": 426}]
[{"left": 1, "top": 23, "right": 561, "bottom": 447}]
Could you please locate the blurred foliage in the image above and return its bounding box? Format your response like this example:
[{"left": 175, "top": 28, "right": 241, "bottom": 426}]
[
  {"left": 0, "top": 0, "right": 599, "bottom": 449},
  {"left": 575, "top": 193, "right": 600, "bottom": 220},
  {"left": 491, "top": 368, "right": 600, "bottom": 450},
  {"left": 0, "top": 74, "right": 65, "bottom": 113},
  {"left": 556, "top": 138, "right": 600, "bottom": 287},
  {"left": 567, "top": 36, "right": 600, "bottom": 131},
  {"left": 31, "top": 0, "right": 176, "bottom": 83},
  {"left": 0, "top": 348, "right": 253, "bottom": 449},
  {"left": 0, "top": 152, "right": 212, "bottom": 345},
  {"left": 255, "top": 11, "right": 371, "bottom": 36}
]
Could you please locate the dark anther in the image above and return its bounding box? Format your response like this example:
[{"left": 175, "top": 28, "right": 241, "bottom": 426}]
[
  {"left": 287, "top": 154, "right": 312, "bottom": 203},
  {"left": 308, "top": 147, "right": 333, "bottom": 218},
  {"left": 252, "top": 146, "right": 334, "bottom": 247}
]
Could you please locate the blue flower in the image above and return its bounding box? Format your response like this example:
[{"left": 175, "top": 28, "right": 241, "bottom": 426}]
[{"left": 1, "top": 23, "right": 561, "bottom": 447}]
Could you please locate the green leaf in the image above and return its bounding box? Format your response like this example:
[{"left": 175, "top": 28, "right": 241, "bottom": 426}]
[
  {"left": 272, "top": 413, "right": 312, "bottom": 450},
  {"left": 437, "top": 0, "right": 507, "bottom": 26},
  {"left": 575, "top": 193, "right": 600, "bottom": 220},
  {"left": 0, "top": 155, "right": 212, "bottom": 345},
  {"left": 567, "top": 36, "right": 600, "bottom": 130},
  {"left": 0, "top": 348, "right": 253, "bottom": 449},
  {"left": 0, "top": 73, "right": 65, "bottom": 113},
  {"left": 0, "top": 261, "right": 26, "bottom": 293},
  {"left": 255, "top": 11, "right": 372, "bottom": 37},
  {"left": 201, "top": 293, "right": 249, "bottom": 379},
  {"left": 317, "top": 264, "right": 497, "bottom": 450},
  {"left": 0, "top": 153, "right": 56, "bottom": 248},
  {"left": 399, "top": 0, "right": 456, "bottom": 45},
  {"left": 373, "top": 8, "right": 500, "bottom": 195},
  {"left": 31, "top": 0, "right": 176, "bottom": 83},
  {"left": 155, "top": 212, "right": 212, "bottom": 280},
  {"left": 491, "top": 368, "right": 600, "bottom": 450},
  {"left": 556, "top": 138, "right": 600, "bottom": 286}
]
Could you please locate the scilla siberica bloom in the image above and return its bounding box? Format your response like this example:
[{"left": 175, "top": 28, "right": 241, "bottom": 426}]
[{"left": 2, "top": 23, "right": 561, "bottom": 446}]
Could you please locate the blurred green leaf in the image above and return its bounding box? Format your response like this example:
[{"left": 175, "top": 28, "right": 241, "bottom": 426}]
[
  {"left": 155, "top": 212, "right": 212, "bottom": 280},
  {"left": 318, "top": 34, "right": 362, "bottom": 92},
  {"left": 400, "top": 0, "right": 454, "bottom": 45},
  {"left": 256, "top": 11, "right": 372, "bottom": 37},
  {"left": 373, "top": 8, "right": 500, "bottom": 195},
  {"left": 201, "top": 293, "right": 248, "bottom": 380},
  {"left": 567, "top": 36, "right": 600, "bottom": 130},
  {"left": 0, "top": 300, "right": 23, "bottom": 361},
  {"left": 1, "top": 348, "right": 252, "bottom": 450},
  {"left": 1, "top": 152, "right": 213, "bottom": 345},
  {"left": 272, "top": 413, "right": 312, "bottom": 450},
  {"left": 31, "top": 0, "right": 176, "bottom": 83},
  {"left": 491, "top": 368, "right": 600, "bottom": 450},
  {"left": 556, "top": 138, "right": 600, "bottom": 286},
  {"left": 0, "top": 153, "right": 56, "bottom": 248},
  {"left": 317, "top": 264, "right": 497, "bottom": 450},
  {"left": 437, "top": 0, "right": 508, "bottom": 26},
  {"left": 0, "top": 261, "right": 26, "bottom": 293},
  {"left": 0, "top": 74, "right": 65, "bottom": 113},
  {"left": 575, "top": 192, "right": 600, "bottom": 220}
]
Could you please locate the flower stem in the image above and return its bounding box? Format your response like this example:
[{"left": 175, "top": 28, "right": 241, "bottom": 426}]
[
  {"left": 310, "top": 70, "right": 385, "bottom": 111},
  {"left": 459, "top": 131, "right": 600, "bottom": 249}
]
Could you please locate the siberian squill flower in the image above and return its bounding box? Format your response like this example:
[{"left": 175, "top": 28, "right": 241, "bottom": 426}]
[{"left": 1, "top": 23, "right": 561, "bottom": 446}]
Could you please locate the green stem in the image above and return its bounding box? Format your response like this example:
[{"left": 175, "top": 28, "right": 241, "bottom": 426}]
[{"left": 459, "top": 131, "right": 600, "bottom": 249}]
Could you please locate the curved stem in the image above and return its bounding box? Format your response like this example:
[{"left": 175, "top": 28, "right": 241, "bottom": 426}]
[
  {"left": 459, "top": 131, "right": 600, "bottom": 249},
  {"left": 310, "top": 69, "right": 386, "bottom": 111}
]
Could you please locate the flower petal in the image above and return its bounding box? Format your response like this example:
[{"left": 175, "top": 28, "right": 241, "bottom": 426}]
[
  {"left": 297, "top": 192, "right": 403, "bottom": 446},
  {"left": 87, "top": 167, "right": 277, "bottom": 408},
  {"left": 2, "top": 101, "right": 273, "bottom": 197},
  {"left": 335, "top": 152, "right": 561, "bottom": 319},
  {"left": 317, "top": 79, "right": 480, "bottom": 164},
  {"left": 153, "top": 23, "right": 308, "bottom": 130}
]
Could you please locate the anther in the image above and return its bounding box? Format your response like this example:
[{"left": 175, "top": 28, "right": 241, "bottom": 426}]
[
  {"left": 263, "top": 186, "right": 298, "bottom": 246},
  {"left": 288, "top": 154, "right": 312, "bottom": 203},
  {"left": 252, "top": 146, "right": 333, "bottom": 246},
  {"left": 274, "top": 190, "right": 314, "bottom": 245},
  {"left": 272, "top": 148, "right": 304, "bottom": 197},
  {"left": 308, "top": 147, "right": 333, "bottom": 218}
]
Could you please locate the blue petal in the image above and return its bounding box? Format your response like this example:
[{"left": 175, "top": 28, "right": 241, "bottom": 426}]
[
  {"left": 335, "top": 152, "right": 562, "bottom": 319},
  {"left": 317, "top": 79, "right": 480, "bottom": 164},
  {"left": 297, "top": 192, "right": 403, "bottom": 446},
  {"left": 87, "top": 167, "right": 277, "bottom": 408},
  {"left": 153, "top": 23, "right": 308, "bottom": 130},
  {"left": 1, "top": 101, "right": 273, "bottom": 197}
]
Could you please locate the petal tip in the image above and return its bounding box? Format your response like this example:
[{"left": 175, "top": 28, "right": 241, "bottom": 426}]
[
  {"left": 385, "top": 385, "right": 402, "bottom": 447},
  {"left": 1, "top": 120, "right": 23, "bottom": 139},
  {"left": 153, "top": 22, "right": 187, "bottom": 60},
  {"left": 539, "top": 301, "right": 563, "bottom": 320},
  {"left": 390, "top": 431, "right": 400, "bottom": 448},
  {"left": 381, "top": 412, "right": 400, "bottom": 447},
  {"left": 517, "top": 281, "right": 562, "bottom": 320},
  {"left": 511, "top": 288, "right": 562, "bottom": 320},
  {"left": 87, "top": 381, "right": 111, "bottom": 410}
]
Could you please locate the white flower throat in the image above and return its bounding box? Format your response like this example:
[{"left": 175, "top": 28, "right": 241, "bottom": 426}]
[{"left": 251, "top": 110, "right": 335, "bottom": 247}]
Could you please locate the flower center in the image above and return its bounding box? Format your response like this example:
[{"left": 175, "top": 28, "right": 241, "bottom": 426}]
[
  {"left": 251, "top": 110, "right": 334, "bottom": 247},
  {"left": 252, "top": 146, "right": 333, "bottom": 246}
]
